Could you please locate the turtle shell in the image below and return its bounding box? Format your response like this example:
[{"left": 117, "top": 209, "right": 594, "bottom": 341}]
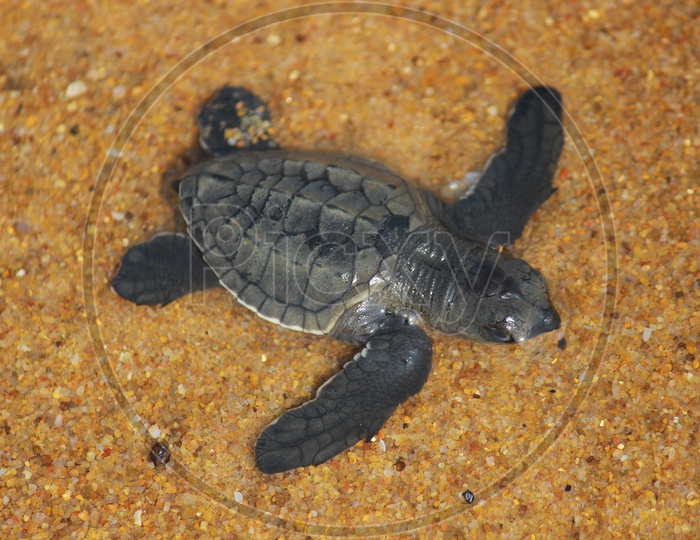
[{"left": 179, "top": 151, "right": 430, "bottom": 334}]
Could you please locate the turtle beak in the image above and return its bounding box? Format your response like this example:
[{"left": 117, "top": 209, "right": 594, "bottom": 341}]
[{"left": 527, "top": 305, "right": 561, "bottom": 340}]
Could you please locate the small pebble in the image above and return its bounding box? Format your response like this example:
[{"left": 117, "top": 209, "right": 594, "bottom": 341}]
[
  {"left": 148, "top": 441, "right": 171, "bottom": 466},
  {"left": 642, "top": 327, "right": 652, "bottom": 342},
  {"left": 15, "top": 221, "right": 32, "bottom": 234},
  {"left": 66, "top": 80, "right": 88, "bottom": 99},
  {"left": 266, "top": 34, "right": 281, "bottom": 46},
  {"left": 112, "top": 85, "right": 127, "bottom": 99}
]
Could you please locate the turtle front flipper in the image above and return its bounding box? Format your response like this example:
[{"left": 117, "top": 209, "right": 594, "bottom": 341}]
[
  {"left": 254, "top": 315, "right": 432, "bottom": 474},
  {"left": 198, "top": 86, "right": 278, "bottom": 155},
  {"left": 111, "top": 232, "right": 219, "bottom": 306},
  {"left": 443, "top": 86, "right": 564, "bottom": 245}
]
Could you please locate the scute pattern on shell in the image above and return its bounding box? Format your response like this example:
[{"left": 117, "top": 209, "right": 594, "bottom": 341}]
[{"left": 179, "top": 151, "right": 429, "bottom": 334}]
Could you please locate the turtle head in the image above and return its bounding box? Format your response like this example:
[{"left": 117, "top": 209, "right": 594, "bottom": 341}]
[
  {"left": 438, "top": 254, "right": 560, "bottom": 344},
  {"left": 472, "top": 257, "right": 560, "bottom": 344}
]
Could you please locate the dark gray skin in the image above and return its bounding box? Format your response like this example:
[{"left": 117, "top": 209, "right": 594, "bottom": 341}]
[{"left": 112, "top": 85, "right": 563, "bottom": 474}]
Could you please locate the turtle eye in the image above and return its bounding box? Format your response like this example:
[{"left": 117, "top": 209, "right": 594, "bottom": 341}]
[{"left": 487, "top": 326, "right": 513, "bottom": 343}]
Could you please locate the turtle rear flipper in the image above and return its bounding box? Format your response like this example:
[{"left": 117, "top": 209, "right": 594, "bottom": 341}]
[
  {"left": 111, "top": 232, "right": 219, "bottom": 306},
  {"left": 254, "top": 315, "right": 432, "bottom": 474},
  {"left": 198, "top": 86, "right": 278, "bottom": 155},
  {"left": 445, "top": 86, "right": 564, "bottom": 245}
]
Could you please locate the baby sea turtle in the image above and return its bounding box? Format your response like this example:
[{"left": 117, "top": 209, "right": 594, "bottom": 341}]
[{"left": 112, "top": 85, "right": 564, "bottom": 474}]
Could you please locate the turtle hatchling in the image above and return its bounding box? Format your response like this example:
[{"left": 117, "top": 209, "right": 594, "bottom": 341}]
[{"left": 112, "top": 85, "right": 564, "bottom": 474}]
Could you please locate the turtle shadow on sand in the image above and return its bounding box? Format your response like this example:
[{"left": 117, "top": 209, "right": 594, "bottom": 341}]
[
  {"left": 158, "top": 136, "right": 206, "bottom": 232},
  {"left": 111, "top": 84, "right": 564, "bottom": 475}
]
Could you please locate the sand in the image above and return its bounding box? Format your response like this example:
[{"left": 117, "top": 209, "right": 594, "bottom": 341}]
[{"left": 1, "top": 1, "right": 698, "bottom": 538}]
